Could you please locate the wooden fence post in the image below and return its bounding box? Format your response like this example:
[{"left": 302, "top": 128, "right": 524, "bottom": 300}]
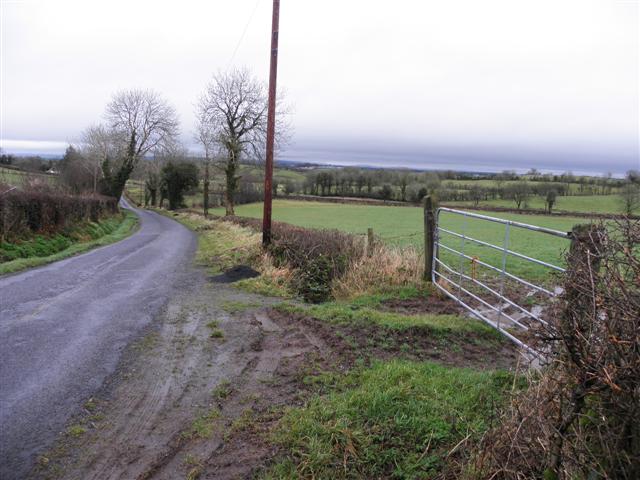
[
  {"left": 568, "top": 224, "right": 606, "bottom": 275},
  {"left": 367, "top": 227, "right": 374, "bottom": 256},
  {"left": 424, "top": 196, "right": 435, "bottom": 282}
]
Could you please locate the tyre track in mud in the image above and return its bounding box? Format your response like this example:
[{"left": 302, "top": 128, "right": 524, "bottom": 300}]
[
  {"left": 33, "top": 265, "right": 519, "bottom": 479},
  {"left": 0, "top": 203, "right": 196, "bottom": 480},
  {"left": 36, "top": 277, "right": 325, "bottom": 480}
]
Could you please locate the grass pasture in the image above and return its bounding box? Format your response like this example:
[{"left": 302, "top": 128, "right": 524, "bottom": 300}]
[
  {"left": 125, "top": 179, "right": 145, "bottom": 204},
  {"left": 0, "top": 166, "right": 58, "bottom": 187},
  {"left": 447, "top": 193, "right": 636, "bottom": 215},
  {"left": 210, "top": 200, "right": 583, "bottom": 281}
]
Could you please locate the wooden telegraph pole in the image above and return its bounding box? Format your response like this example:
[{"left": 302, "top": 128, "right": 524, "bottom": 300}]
[{"left": 262, "top": 0, "right": 280, "bottom": 246}]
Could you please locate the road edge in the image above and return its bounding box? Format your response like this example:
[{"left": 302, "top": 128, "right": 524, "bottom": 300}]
[{"left": 0, "top": 208, "right": 140, "bottom": 277}]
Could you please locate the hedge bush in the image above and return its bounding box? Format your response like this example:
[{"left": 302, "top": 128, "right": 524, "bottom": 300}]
[
  {"left": 0, "top": 186, "right": 118, "bottom": 241},
  {"left": 224, "top": 216, "right": 365, "bottom": 302}
]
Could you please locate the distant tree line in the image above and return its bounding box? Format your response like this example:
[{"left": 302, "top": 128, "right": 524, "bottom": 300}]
[
  {"left": 274, "top": 167, "right": 639, "bottom": 215},
  {"left": 0, "top": 151, "right": 56, "bottom": 173},
  {"left": 297, "top": 169, "right": 441, "bottom": 203}
]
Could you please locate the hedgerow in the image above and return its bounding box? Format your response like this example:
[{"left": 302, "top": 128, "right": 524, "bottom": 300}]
[{"left": 0, "top": 184, "right": 118, "bottom": 241}]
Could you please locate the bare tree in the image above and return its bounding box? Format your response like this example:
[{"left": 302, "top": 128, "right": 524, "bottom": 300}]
[
  {"left": 194, "top": 110, "right": 217, "bottom": 217},
  {"left": 469, "top": 185, "right": 484, "bottom": 206},
  {"left": 59, "top": 145, "right": 91, "bottom": 193},
  {"left": 626, "top": 169, "right": 640, "bottom": 185},
  {"left": 79, "top": 124, "right": 116, "bottom": 193},
  {"left": 197, "top": 69, "right": 289, "bottom": 216},
  {"left": 140, "top": 151, "right": 165, "bottom": 207},
  {"left": 505, "top": 182, "right": 531, "bottom": 210},
  {"left": 102, "top": 89, "right": 179, "bottom": 199}
]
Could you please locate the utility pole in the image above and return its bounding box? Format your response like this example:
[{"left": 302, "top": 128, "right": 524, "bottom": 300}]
[{"left": 262, "top": 0, "right": 280, "bottom": 246}]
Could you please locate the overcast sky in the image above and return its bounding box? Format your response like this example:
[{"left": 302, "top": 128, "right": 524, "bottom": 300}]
[{"left": 1, "top": 0, "right": 638, "bottom": 174}]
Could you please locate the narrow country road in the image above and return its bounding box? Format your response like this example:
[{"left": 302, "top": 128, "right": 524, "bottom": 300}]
[{"left": 0, "top": 202, "right": 196, "bottom": 479}]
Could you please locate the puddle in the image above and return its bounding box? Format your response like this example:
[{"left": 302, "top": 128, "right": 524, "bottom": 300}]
[{"left": 210, "top": 265, "right": 260, "bottom": 283}]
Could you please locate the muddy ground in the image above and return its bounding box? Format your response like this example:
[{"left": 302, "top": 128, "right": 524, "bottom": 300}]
[{"left": 31, "top": 272, "right": 518, "bottom": 480}]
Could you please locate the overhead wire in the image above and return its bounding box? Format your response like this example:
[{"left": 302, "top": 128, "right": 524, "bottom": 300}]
[{"left": 226, "top": 0, "right": 262, "bottom": 69}]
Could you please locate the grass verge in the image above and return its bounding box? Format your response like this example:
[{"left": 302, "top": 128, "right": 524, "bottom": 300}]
[
  {"left": 181, "top": 407, "right": 221, "bottom": 440},
  {"left": 154, "top": 209, "right": 294, "bottom": 297},
  {"left": 0, "top": 210, "right": 139, "bottom": 275},
  {"left": 151, "top": 209, "right": 260, "bottom": 274},
  {"left": 266, "top": 359, "right": 519, "bottom": 479},
  {"left": 274, "top": 285, "right": 501, "bottom": 341},
  {"left": 274, "top": 300, "right": 496, "bottom": 338}
]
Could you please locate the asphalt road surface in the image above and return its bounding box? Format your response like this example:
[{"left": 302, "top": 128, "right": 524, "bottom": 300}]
[{"left": 0, "top": 203, "right": 196, "bottom": 479}]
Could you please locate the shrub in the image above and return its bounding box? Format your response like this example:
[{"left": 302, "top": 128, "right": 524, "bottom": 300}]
[
  {"left": 268, "top": 225, "right": 365, "bottom": 302},
  {"left": 160, "top": 161, "right": 199, "bottom": 210},
  {"left": 294, "top": 255, "right": 333, "bottom": 303},
  {"left": 223, "top": 216, "right": 365, "bottom": 302}
]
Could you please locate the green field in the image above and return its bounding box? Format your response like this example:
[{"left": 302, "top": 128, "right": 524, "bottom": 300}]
[
  {"left": 0, "top": 166, "right": 57, "bottom": 187},
  {"left": 125, "top": 179, "right": 146, "bottom": 204},
  {"left": 448, "top": 194, "right": 635, "bottom": 215},
  {"left": 210, "top": 200, "right": 586, "bottom": 282}
]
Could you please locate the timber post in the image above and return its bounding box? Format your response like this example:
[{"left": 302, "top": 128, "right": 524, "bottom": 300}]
[
  {"left": 424, "top": 195, "right": 435, "bottom": 282},
  {"left": 367, "top": 227, "right": 374, "bottom": 256}
]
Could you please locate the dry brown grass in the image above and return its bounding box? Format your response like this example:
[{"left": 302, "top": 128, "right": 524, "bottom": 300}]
[
  {"left": 251, "top": 251, "right": 296, "bottom": 291},
  {"left": 331, "top": 243, "right": 424, "bottom": 300}
]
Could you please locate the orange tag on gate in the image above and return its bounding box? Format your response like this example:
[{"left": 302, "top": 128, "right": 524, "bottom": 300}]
[{"left": 470, "top": 256, "right": 479, "bottom": 280}]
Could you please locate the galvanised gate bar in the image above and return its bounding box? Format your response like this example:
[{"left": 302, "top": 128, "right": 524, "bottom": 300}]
[{"left": 431, "top": 207, "right": 572, "bottom": 356}]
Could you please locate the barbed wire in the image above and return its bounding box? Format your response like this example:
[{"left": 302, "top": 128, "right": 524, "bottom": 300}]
[
  {"left": 381, "top": 232, "right": 423, "bottom": 241},
  {"left": 354, "top": 231, "right": 422, "bottom": 241}
]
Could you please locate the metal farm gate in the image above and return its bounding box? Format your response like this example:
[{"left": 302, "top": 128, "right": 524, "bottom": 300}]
[{"left": 430, "top": 207, "right": 572, "bottom": 356}]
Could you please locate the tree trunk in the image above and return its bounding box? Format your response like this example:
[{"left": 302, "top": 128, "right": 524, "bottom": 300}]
[
  {"left": 225, "top": 187, "right": 235, "bottom": 216},
  {"left": 101, "top": 163, "right": 133, "bottom": 199},
  {"left": 224, "top": 148, "right": 239, "bottom": 216},
  {"left": 203, "top": 162, "right": 210, "bottom": 218},
  {"left": 100, "top": 134, "right": 137, "bottom": 199}
]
